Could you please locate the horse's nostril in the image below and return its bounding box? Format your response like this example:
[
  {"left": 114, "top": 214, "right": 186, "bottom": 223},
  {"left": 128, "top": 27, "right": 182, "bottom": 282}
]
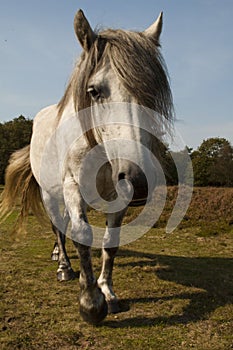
[{"left": 118, "top": 172, "right": 125, "bottom": 181}]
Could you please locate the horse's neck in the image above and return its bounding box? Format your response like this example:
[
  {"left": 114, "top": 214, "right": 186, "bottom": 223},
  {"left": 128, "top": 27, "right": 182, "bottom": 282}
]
[{"left": 57, "top": 98, "right": 76, "bottom": 125}]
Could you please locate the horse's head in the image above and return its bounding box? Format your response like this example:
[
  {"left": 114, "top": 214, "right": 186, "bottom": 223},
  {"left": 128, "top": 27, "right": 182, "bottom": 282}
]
[{"left": 67, "top": 10, "right": 174, "bottom": 207}]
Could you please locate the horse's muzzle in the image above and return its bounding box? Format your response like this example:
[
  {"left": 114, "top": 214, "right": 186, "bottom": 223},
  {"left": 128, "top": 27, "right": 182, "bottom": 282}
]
[{"left": 129, "top": 198, "right": 147, "bottom": 207}]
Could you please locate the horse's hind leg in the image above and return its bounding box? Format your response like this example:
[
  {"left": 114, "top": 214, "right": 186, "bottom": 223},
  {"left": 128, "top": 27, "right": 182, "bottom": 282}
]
[
  {"left": 52, "top": 224, "right": 75, "bottom": 281},
  {"left": 98, "top": 210, "right": 126, "bottom": 314},
  {"left": 41, "top": 190, "right": 75, "bottom": 281},
  {"left": 51, "top": 241, "right": 59, "bottom": 261}
]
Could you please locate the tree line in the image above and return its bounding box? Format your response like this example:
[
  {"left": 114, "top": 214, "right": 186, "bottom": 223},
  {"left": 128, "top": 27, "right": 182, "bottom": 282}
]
[
  {"left": 0, "top": 116, "right": 233, "bottom": 187},
  {"left": 0, "top": 116, "right": 32, "bottom": 184},
  {"left": 155, "top": 137, "right": 233, "bottom": 187}
]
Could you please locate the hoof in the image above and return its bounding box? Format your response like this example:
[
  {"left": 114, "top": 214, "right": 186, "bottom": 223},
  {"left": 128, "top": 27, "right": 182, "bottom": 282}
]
[
  {"left": 57, "top": 267, "right": 75, "bottom": 281},
  {"left": 80, "top": 299, "right": 108, "bottom": 325},
  {"left": 79, "top": 288, "right": 108, "bottom": 325},
  {"left": 107, "top": 299, "right": 120, "bottom": 314}
]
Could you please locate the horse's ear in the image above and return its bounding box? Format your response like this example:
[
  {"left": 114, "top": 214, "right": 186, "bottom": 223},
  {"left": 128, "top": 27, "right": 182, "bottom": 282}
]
[
  {"left": 143, "top": 12, "right": 163, "bottom": 44},
  {"left": 74, "top": 10, "right": 96, "bottom": 51}
]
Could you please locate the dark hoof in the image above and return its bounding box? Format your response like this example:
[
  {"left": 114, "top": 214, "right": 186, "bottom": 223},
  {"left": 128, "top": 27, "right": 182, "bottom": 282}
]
[
  {"left": 107, "top": 299, "right": 120, "bottom": 314},
  {"left": 57, "top": 267, "right": 75, "bottom": 281},
  {"left": 80, "top": 299, "right": 108, "bottom": 325},
  {"left": 79, "top": 288, "right": 108, "bottom": 325}
]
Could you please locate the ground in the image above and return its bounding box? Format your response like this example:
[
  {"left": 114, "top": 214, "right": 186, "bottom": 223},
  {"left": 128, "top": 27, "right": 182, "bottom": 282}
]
[{"left": 1, "top": 187, "right": 233, "bottom": 349}]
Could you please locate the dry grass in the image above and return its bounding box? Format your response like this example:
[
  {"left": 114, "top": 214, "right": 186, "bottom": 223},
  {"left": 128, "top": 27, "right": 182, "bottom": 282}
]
[
  {"left": 163, "top": 186, "right": 233, "bottom": 223},
  {"left": 125, "top": 186, "right": 233, "bottom": 231},
  {"left": 1, "top": 187, "right": 233, "bottom": 349}
]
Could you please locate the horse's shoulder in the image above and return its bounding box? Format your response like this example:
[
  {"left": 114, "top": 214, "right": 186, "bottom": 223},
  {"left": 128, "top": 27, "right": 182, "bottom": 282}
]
[{"left": 33, "top": 104, "right": 58, "bottom": 124}]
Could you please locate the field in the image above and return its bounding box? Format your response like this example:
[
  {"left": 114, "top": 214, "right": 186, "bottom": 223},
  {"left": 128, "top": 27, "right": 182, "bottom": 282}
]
[{"left": 1, "top": 187, "right": 233, "bottom": 349}]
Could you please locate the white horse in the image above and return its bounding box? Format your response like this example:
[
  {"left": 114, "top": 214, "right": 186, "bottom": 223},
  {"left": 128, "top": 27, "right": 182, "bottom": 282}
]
[{"left": 0, "top": 10, "right": 174, "bottom": 324}]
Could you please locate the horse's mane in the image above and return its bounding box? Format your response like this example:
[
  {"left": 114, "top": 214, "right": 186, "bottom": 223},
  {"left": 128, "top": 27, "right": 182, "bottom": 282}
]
[{"left": 57, "top": 28, "right": 174, "bottom": 146}]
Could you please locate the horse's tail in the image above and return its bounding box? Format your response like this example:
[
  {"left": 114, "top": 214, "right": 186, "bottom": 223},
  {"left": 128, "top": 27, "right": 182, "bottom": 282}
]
[{"left": 0, "top": 145, "right": 45, "bottom": 229}]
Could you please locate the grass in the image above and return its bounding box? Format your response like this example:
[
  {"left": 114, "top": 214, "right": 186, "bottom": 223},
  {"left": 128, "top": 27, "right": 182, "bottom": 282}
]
[{"left": 1, "top": 188, "right": 233, "bottom": 349}]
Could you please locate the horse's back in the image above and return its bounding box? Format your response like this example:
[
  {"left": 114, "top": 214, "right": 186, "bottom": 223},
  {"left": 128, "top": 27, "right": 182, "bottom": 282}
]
[{"left": 30, "top": 104, "right": 58, "bottom": 182}]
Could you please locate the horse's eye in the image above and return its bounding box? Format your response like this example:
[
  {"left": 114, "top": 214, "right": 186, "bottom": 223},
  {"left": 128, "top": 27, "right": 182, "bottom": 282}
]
[{"left": 87, "top": 86, "right": 101, "bottom": 101}]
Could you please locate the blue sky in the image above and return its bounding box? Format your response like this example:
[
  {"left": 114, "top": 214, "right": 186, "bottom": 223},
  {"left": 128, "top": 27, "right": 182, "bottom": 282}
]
[{"left": 0, "top": 0, "right": 233, "bottom": 149}]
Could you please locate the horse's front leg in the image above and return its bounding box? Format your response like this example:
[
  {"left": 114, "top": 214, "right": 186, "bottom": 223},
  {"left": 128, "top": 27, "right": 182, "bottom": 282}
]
[
  {"left": 98, "top": 210, "right": 126, "bottom": 314},
  {"left": 63, "top": 177, "right": 108, "bottom": 324}
]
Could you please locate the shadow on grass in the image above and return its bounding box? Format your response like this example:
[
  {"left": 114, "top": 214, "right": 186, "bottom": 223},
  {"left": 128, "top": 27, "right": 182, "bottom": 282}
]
[{"left": 103, "top": 249, "right": 233, "bottom": 328}]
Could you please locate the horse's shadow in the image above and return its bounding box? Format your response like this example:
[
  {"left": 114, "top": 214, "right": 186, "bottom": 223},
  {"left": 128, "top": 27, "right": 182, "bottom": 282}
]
[{"left": 103, "top": 249, "right": 233, "bottom": 328}]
